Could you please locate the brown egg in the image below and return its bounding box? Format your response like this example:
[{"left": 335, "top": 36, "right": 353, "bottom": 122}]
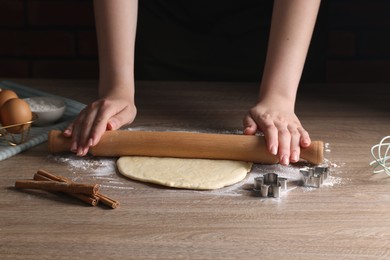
[
  {"left": 0, "top": 98, "right": 32, "bottom": 134},
  {"left": 0, "top": 89, "right": 18, "bottom": 108}
]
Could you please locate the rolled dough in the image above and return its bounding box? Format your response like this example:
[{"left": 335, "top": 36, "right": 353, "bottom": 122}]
[{"left": 117, "top": 156, "right": 253, "bottom": 190}]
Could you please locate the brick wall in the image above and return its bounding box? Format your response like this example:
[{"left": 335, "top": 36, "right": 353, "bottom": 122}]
[
  {"left": 0, "top": 0, "right": 98, "bottom": 79},
  {"left": 0, "top": 0, "right": 389, "bottom": 83}
]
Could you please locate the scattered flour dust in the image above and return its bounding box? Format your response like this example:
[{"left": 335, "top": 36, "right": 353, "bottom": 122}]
[
  {"left": 47, "top": 154, "right": 134, "bottom": 190},
  {"left": 47, "top": 134, "right": 344, "bottom": 196}
]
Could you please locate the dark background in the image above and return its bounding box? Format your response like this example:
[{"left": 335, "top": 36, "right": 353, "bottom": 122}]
[{"left": 0, "top": 0, "right": 389, "bottom": 83}]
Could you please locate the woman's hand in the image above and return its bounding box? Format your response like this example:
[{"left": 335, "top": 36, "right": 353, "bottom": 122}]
[
  {"left": 243, "top": 98, "right": 311, "bottom": 165},
  {"left": 64, "top": 0, "right": 139, "bottom": 156},
  {"left": 244, "top": 0, "right": 320, "bottom": 165},
  {"left": 63, "top": 91, "right": 137, "bottom": 156}
]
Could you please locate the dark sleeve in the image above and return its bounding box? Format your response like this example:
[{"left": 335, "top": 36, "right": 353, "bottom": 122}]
[
  {"left": 135, "top": 0, "right": 272, "bottom": 81},
  {"left": 135, "top": 0, "right": 327, "bottom": 82}
]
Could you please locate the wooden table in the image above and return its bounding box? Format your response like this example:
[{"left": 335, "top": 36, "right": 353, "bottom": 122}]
[{"left": 1, "top": 79, "right": 389, "bottom": 259}]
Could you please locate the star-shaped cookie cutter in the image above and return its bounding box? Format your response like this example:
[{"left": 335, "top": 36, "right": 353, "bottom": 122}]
[
  {"left": 253, "top": 166, "right": 330, "bottom": 198},
  {"left": 300, "top": 166, "right": 329, "bottom": 188}
]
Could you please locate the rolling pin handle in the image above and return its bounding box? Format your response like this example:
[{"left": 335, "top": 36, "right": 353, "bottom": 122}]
[{"left": 48, "top": 130, "right": 73, "bottom": 154}]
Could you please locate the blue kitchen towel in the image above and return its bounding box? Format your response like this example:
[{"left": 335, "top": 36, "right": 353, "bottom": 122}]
[{"left": 0, "top": 80, "right": 86, "bottom": 161}]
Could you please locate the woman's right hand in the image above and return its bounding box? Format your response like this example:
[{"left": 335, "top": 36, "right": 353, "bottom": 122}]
[{"left": 63, "top": 91, "right": 137, "bottom": 156}]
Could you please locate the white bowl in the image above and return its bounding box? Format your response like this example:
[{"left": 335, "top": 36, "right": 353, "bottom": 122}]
[{"left": 24, "top": 97, "right": 66, "bottom": 126}]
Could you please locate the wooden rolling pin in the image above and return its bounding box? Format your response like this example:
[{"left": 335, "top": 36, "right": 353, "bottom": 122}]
[{"left": 48, "top": 130, "right": 324, "bottom": 165}]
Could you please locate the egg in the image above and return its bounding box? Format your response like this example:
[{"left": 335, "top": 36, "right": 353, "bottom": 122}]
[
  {"left": 0, "top": 98, "right": 32, "bottom": 134},
  {"left": 0, "top": 89, "right": 18, "bottom": 108}
]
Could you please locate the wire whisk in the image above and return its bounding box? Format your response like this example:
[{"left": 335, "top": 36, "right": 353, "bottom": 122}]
[{"left": 370, "top": 136, "right": 390, "bottom": 176}]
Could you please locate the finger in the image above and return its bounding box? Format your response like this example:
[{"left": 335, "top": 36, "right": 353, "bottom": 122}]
[
  {"left": 298, "top": 127, "right": 311, "bottom": 148},
  {"left": 63, "top": 122, "right": 74, "bottom": 137},
  {"left": 63, "top": 121, "right": 77, "bottom": 152},
  {"left": 107, "top": 105, "right": 137, "bottom": 131},
  {"left": 70, "top": 104, "right": 98, "bottom": 156},
  {"left": 106, "top": 116, "right": 124, "bottom": 131},
  {"left": 289, "top": 127, "right": 301, "bottom": 163},
  {"left": 77, "top": 105, "right": 100, "bottom": 155},
  {"left": 243, "top": 113, "right": 258, "bottom": 135},
  {"left": 70, "top": 111, "right": 86, "bottom": 154},
  {"left": 277, "top": 125, "right": 291, "bottom": 165},
  {"left": 88, "top": 103, "right": 132, "bottom": 146},
  {"left": 252, "top": 112, "right": 278, "bottom": 155},
  {"left": 88, "top": 109, "right": 110, "bottom": 147}
]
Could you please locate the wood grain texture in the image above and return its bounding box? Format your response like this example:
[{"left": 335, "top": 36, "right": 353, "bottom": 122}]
[
  {"left": 48, "top": 129, "right": 324, "bottom": 164},
  {"left": 0, "top": 79, "right": 389, "bottom": 259}
]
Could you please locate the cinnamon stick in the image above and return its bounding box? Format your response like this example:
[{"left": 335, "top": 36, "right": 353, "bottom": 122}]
[
  {"left": 96, "top": 193, "right": 120, "bottom": 209},
  {"left": 36, "top": 169, "right": 119, "bottom": 209},
  {"left": 37, "top": 169, "right": 70, "bottom": 183},
  {"left": 15, "top": 180, "right": 99, "bottom": 196},
  {"left": 33, "top": 173, "right": 99, "bottom": 206}
]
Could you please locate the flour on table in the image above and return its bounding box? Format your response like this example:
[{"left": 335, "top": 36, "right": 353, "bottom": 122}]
[{"left": 48, "top": 154, "right": 133, "bottom": 190}]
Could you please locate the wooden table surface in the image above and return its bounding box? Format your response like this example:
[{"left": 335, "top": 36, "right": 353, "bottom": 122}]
[{"left": 1, "top": 79, "right": 389, "bottom": 259}]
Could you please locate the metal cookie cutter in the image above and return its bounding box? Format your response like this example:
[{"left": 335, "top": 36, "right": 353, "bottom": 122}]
[
  {"left": 254, "top": 173, "right": 287, "bottom": 198},
  {"left": 300, "top": 166, "right": 330, "bottom": 188}
]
